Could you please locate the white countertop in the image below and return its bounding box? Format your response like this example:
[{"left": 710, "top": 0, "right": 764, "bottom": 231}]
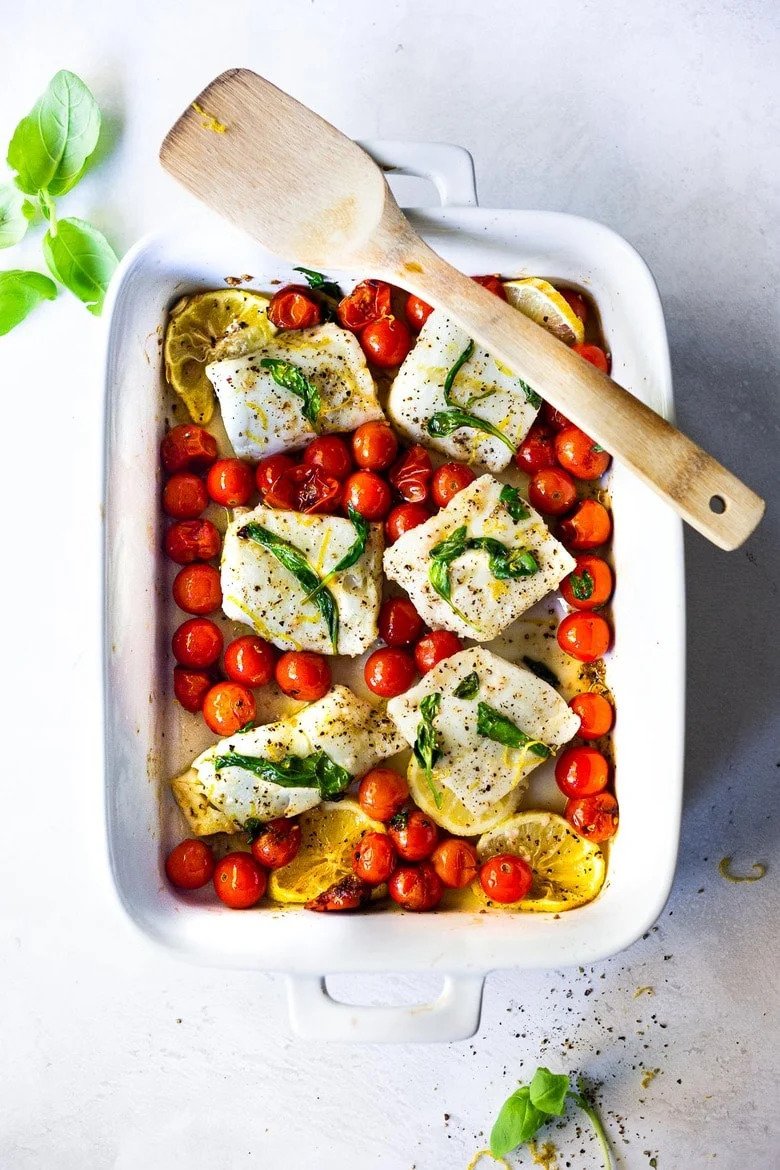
[{"left": 1, "top": 1, "right": 777, "bottom": 1166}]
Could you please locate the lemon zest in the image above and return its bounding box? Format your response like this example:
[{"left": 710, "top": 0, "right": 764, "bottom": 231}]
[
  {"left": 191, "top": 102, "right": 227, "bottom": 133},
  {"left": 246, "top": 400, "right": 269, "bottom": 429},
  {"left": 225, "top": 593, "right": 299, "bottom": 649},
  {"left": 529, "top": 1140, "right": 559, "bottom": 1169},
  {"left": 466, "top": 1150, "right": 511, "bottom": 1170},
  {"left": 718, "top": 856, "right": 767, "bottom": 882},
  {"left": 633, "top": 986, "right": 654, "bottom": 998},
  {"left": 640, "top": 1068, "right": 660, "bottom": 1089}
]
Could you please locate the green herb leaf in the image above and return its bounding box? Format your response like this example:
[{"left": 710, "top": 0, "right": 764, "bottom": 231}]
[
  {"left": 215, "top": 750, "right": 351, "bottom": 800},
  {"left": 8, "top": 70, "right": 101, "bottom": 197},
  {"left": 243, "top": 816, "right": 266, "bottom": 842},
  {"left": 260, "top": 357, "right": 321, "bottom": 427},
  {"left": 293, "top": 266, "right": 342, "bottom": 301},
  {"left": 499, "top": 484, "right": 530, "bottom": 523},
  {"left": 489, "top": 1069, "right": 613, "bottom": 1168},
  {"left": 453, "top": 671, "right": 480, "bottom": 699},
  {"left": 427, "top": 407, "right": 516, "bottom": 453},
  {"left": 569, "top": 568, "right": 594, "bottom": 601},
  {"left": 413, "top": 692, "right": 443, "bottom": 807},
  {"left": 519, "top": 379, "right": 542, "bottom": 410},
  {"left": 490, "top": 1087, "right": 546, "bottom": 1157},
  {"left": 0, "top": 270, "right": 57, "bottom": 335},
  {"left": 306, "top": 506, "right": 370, "bottom": 598},
  {"left": 42, "top": 217, "right": 117, "bottom": 315},
  {"left": 476, "top": 701, "right": 550, "bottom": 757},
  {"left": 529, "top": 1067, "right": 570, "bottom": 1116},
  {"left": 444, "top": 339, "right": 475, "bottom": 400},
  {"left": 428, "top": 526, "right": 538, "bottom": 621},
  {"left": 0, "top": 185, "right": 31, "bottom": 248},
  {"left": 522, "top": 656, "right": 560, "bottom": 688}
]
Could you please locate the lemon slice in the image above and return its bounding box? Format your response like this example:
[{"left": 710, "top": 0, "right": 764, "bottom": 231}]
[
  {"left": 476, "top": 810, "right": 605, "bottom": 912},
  {"left": 163, "top": 289, "right": 276, "bottom": 424},
  {"left": 267, "top": 800, "right": 384, "bottom": 905},
  {"left": 407, "top": 759, "right": 524, "bottom": 837},
  {"left": 503, "top": 278, "right": 585, "bottom": 346}
]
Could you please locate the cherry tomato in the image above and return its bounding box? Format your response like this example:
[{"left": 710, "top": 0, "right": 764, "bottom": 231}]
[
  {"left": 561, "top": 555, "right": 613, "bottom": 610},
  {"left": 160, "top": 424, "right": 218, "bottom": 473},
  {"left": 251, "top": 819, "right": 302, "bottom": 869},
  {"left": 206, "top": 458, "right": 254, "bottom": 506},
  {"left": 165, "top": 839, "right": 215, "bottom": 889},
  {"left": 364, "top": 647, "right": 417, "bottom": 698},
  {"left": 388, "top": 809, "right": 439, "bottom": 861},
  {"left": 559, "top": 499, "right": 612, "bottom": 550},
  {"left": 172, "top": 617, "right": 223, "bottom": 669},
  {"left": 379, "top": 597, "right": 425, "bottom": 647},
  {"left": 555, "top": 746, "right": 610, "bottom": 798},
  {"left": 557, "top": 612, "right": 611, "bottom": 663},
  {"left": 405, "top": 293, "right": 433, "bottom": 331},
  {"left": 388, "top": 862, "right": 443, "bottom": 911},
  {"left": 224, "top": 635, "right": 276, "bottom": 687},
  {"left": 472, "top": 274, "right": 507, "bottom": 299},
  {"left": 389, "top": 444, "right": 434, "bottom": 503},
  {"left": 173, "top": 667, "right": 212, "bottom": 713},
  {"left": 569, "top": 692, "right": 614, "bottom": 739},
  {"left": 528, "top": 468, "right": 577, "bottom": 515},
  {"left": 358, "top": 768, "right": 409, "bottom": 822},
  {"left": 202, "top": 681, "right": 256, "bottom": 735},
  {"left": 385, "top": 502, "right": 430, "bottom": 543},
  {"left": 479, "top": 853, "right": 533, "bottom": 903},
  {"left": 343, "top": 470, "right": 392, "bottom": 520},
  {"left": 515, "top": 423, "right": 557, "bottom": 474},
  {"left": 352, "top": 831, "right": 397, "bottom": 884},
  {"left": 291, "top": 464, "right": 342, "bottom": 513},
  {"left": 213, "top": 852, "right": 267, "bottom": 908},
  {"left": 541, "top": 402, "right": 572, "bottom": 431},
  {"left": 560, "top": 289, "right": 588, "bottom": 323},
  {"left": 414, "top": 629, "right": 463, "bottom": 674},
  {"left": 268, "top": 285, "right": 321, "bottom": 330},
  {"left": 555, "top": 426, "right": 611, "bottom": 480},
  {"left": 352, "top": 421, "right": 399, "bottom": 472},
  {"left": 360, "top": 315, "right": 412, "bottom": 368},
  {"left": 431, "top": 838, "right": 479, "bottom": 889},
  {"left": 162, "top": 473, "right": 207, "bottom": 519},
  {"left": 303, "top": 435, "right": 353, "bottom": 480},
  {"left": 256, "top": 453, "right": 296, "bottom": 495},
  {"left": 164, "top": 518, "right": 221, "bottom": 564},
  {"left": 172, "top": 563, "right": 222, "bottom": 615},
  {"left": 573, "top": 342, "right": 610, "bottom": 373},
  {"left": 565, "top": 792, "right": 619, "bottom": 842},
  {"left": 275, "top": 651, "right": 331, "bottom": 701},
  {"left": 431, "top": 462, "right": 476, "bottom": 508},
  {"left": 337, "top": 279, "right": 392, "bottom": 331},
  {"left": 305, "top": 875, "right": 372, "bottom": 912}
]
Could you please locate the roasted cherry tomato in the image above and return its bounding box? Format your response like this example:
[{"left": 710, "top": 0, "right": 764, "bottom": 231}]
[
  {"left": 202, "top": 681, "right": 256, "bottom": 735},
  {"left": 385, "top": 502, "right": 430, "bottom": 543},
  {"left": 472, "top": 274, "right": 507, "bottom": 299},
  {"left": 295, "top": 464, "right": 342, "bottom": 513},
  {"left": 431, "top": 462, "right": 476, "bottom": 507},
  {"left": 559, "top": 499, "right": 612, "bottom": 550},
  {"left": 557, "top": 612, "right": 611, "bottom": 662},
  {"left": 479, "top": 853, "right": 533, "bottom": 903},
  {"left": 162, "top": 473, "right": 207, "bottom": 519},
  {"left": 528, "top": 468, "right": 577, "bottom": 515},
  {"left": 378, "top": 597, "right": 425, "bottom": 647},
  {"left": 275, "top": 651, "right": 331, "bottom": 701},
  {"left": 337, "top": 279, "right": 392, "bottom": 331},
  {"left": 268, "top": 285, "right": 321, "bottom": 330},
  {"left": 414, "top": 629, "right": 463, "bottom": 674},
  {"left": 364, "top": 647, "right": 417, "bottom": 698},
  {"left": 343, "top": 470, "right": 392, "bottom": 520},
  {"left": 555, "top": 426, "right": 611, "bottom": 481},
  {"left": 305, "top": 874, "right": 372, "bottom": 912},
  {"left": 173, "top": 667, "right": 212, "bottom": 713},
  {"left": 515, "top": 423, "right": 557, "bottom": 474},
  {"left": 360, "top": 315, "right": 412, "bottom": 368},
  {"left": 555, "top": 746, "right": 610, "bottom": 798},
  {"left": 565, "top": 792, "right": 619, "bottom": 842},
  {"left": 172, "top": 563, "right": 222, "bottom": 615},
  {"left": 206, "top": 458, "right": 255, "bottom": 506},
  {"left": 256, "top": 453, "right": 296, "bottom": 495},
  {"left": 541, "top": 402, "right": 572, "bottom": 431},
  {"left": 569, "top": 692, "right": 614, "bottom": 739},
  {"left": 389, "top": 444, "right": 434, "bottom": 503},
  {"left": 358, "top": 768, "right": 409, "bottom": 822},
  {"left": 251, "top": 819, "right": 302, "bottom": 869},
  {"left": 352, "top": 421, "right": 399, "bottom": 472},
  {"left": 388, "top": 862, "right": 443, "bottom": 911},
  {"left": 388, "top": 809, "right": 439, "bottom": 861},
  {"left": 165, "top": 838, "right": 215, "bottom": 889},
  {"left": 561, "top": 555, "right": 613, "bottom": 610},
  {"left": 224, "top": 635, "right": 277, "bottom": 687},
  {"left": 164, "top": 518, "right": 221, "bottom": 564},
  {"left": 573, "top": 342, "right": 610, "bottom": 373},
  {"left": 303, "top": 435, "right": 353, "bottom": 480},
  {"left": 161, "top": 424, "right": 218, "bottom": 473},
  {"left": 172, "top": 617, "right": 223, "bottom": 669},
  {"left": 352, "top": 831, "right": 397, "bottom": 884},
  {"left": 213, "top": 852, "right": 267, "bottom": 908},
  {"left": 560, "top": 288, "right": 589, "bottom": 323},
  {"left": 431, "top": 838, "right": 479, "bottom": 889},
  {"left": 405, "top": 293, "right": 433, "bottom": 331}
]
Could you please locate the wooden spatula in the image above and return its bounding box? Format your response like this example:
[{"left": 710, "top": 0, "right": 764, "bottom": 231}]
[{"left": 160, "top": 69, "right": 764, "bottom": 550}]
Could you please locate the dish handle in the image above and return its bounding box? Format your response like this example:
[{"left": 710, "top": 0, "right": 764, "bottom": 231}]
[
  {"left": 286, "top": 973, "right": 485, "bottom": 1043},
  {"left": 359, "top": 140, "right": 478, "bottom": 208}
]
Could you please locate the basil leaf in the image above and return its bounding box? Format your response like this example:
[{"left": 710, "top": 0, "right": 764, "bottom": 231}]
[
  {"left": 476, "top": 702, "right": 550, "bottom": 758},
  {"left": 413, "top": 692, "right": 443, "bottom": 807},
  {"left": 453, "top": 671, "right": 479, "bottom": 699},
  {"left": 293, "top": 266, "right": 342, "bottom": 301},
  {"left": 499, "top": 484, "right": 530, "bottom": 523},
  {"left": 42, "top": 217, "right": 117, "bottom": 315},
  {"left": 260, "top": 358, "right": 321, "bottom": 427},
  {"left": 428, "top": 526, "right": 537, "bottom": 621},
  {"left": 0, "top": 270, "right": 57, "bottom": 335},
  {"left": 569, "top": 568, "right": 594, "bottom": 601},
  {"left": 529, "top": 1067, "right": 570, "bottom": 1116},
  {"left": 490, "top": 1087, "right": 546, "bottom": 1157},
  {"left": 444, "top": 339, "right": 475, "bottom": 400},
  {"left": 306, "top": 507, "right": 370, "bottom": 598},
  {"left": 243, "top": 816, "right": 266, "bottom": 842},
  {"left": 519, "top": 379, "right": 542, "bottom": 410},
  {"left": 8, "top": 70, "right": 100, "bottom": 197},
  {"left": 522, "top": 656, "right": 560, "bottom": 688},
  {"left": 427, "top": 407, "right": 515, "bottom": 453},
  {"left": 0, "top": 185, "right": 31, "bottom": 248},
  {"left": 215, "top": 750, "right": 351, "bottom": 800}
]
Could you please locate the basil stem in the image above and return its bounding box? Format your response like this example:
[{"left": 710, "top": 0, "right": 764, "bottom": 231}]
[
  {"left": 214, "top": 750, "right": 352, "bottom": 800},
  {"left": 453, "top": 671, "right": 480, "bottom": 699},
  {"left": 260, "top": 358, "right": 321, "bottom": 427},
  {"left": 499, "top": 484, "right": 530, "bottom": 522},
  {"left": 476, "top": 702, "right": 550, "bottom": 758},
  {"left": 428, "top": 526, "right": 539, "bottom": 619},
  {"left": 413, "top": 692, "right": 443, "bottom": 808},
  {"left": 305, "top": 507, "right": 370, "bottom": 599},
  {"left": 569, "top": 568, "right": 594, "bottom": 601},
  {"left": 426, "top": 338, "right": 515, "bottom": 453}
]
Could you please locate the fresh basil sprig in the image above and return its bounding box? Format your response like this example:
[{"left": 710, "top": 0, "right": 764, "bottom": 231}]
[
  {"left": 428, "top": 525, "right": 539, "bottom": 620},
  {"left": 214, "top": 750, "right": 351, "bottom": 800},
  {"left": 294, "top": 266, "right": 343, "bottom": 302},
  {"left": 490, "top": 1068, "right": 613, "bottom": 1168},
  {"left": 453, "top": 671, "right": 480, "bottom": 700},
  {"left": 499, "top": 484, "right": 530, "bottom": 522},
  {"left": 0, "top": 271, "right": 57, "bottom": 335},
  {"left": 8, "top": 70, "right": 100, "bottom": 197},
  {"left": 569, "top": 568, "right": 595, "bottom": 601},
  {"left": 476, "top": 701, "right": 550, "bottom": 758},
  {"left": 426, "top": 339, "right": 516, "bottom": 453},
  {"left": 305, "top": 507, "right": 370, "bottom": 599},
  {"left": 260, "top": 358, "right": 321, "bottom": 427},
  {"left": 413, "top": 692, "right": 443, "bottom": 808}
]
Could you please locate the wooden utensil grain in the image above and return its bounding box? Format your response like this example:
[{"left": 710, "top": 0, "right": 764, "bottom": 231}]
[{"left": 160, "top": 69, "right": 764, "bottom": 550}]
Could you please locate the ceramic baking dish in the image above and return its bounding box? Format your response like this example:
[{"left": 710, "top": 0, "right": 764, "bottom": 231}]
[{"left": 103, "top": 142, "right": 685, "bottom": 1042}]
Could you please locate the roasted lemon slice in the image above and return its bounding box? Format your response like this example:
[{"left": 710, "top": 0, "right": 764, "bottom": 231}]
[
  {"left": 267, "top": 800, "right": 384, "bottom": 905},
  {"left": 503, "top": 278, "right": 585, "bottom": 347},
  {"left": 476, "top": 810, "right": 605, "bottom": 912},
  {"left": 407, "top": 759, "right": 525, "bottom": 838},
  {"left": 163, "top": 289, "right": 276, "bottom": 424}
]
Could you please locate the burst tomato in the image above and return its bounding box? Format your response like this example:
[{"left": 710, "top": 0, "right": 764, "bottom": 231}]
[
  {"left": 414, "top": 629, "right": 463, "bottom": 674},
  {"left": 388, "top": 809, "right": 439, "bottom": 861},
  {"left": 305, "top": 875, "right": 372, "bottom": 912},
  {"left": 388, "top": 862, "right": 443, "bottom": 911},
  {"left": 251, "top": 819, "right": 302, "bottom": 869},
  {"left": 569, "top": 692, "right": 614, "bottom": 739},
  {"left": 378, "top": 597, "right": 425, "bottom": 647},
  {"left": 256, "top": 453, "right": 296, "bottom": 495},
  {"left": 479, "top": 853, "right": 533, "bottom": 902},
  {"left": 202, "top": 681, "right": 256, "bottom": 735},
  {"left": 405, "top": 293, "right": 433, "bottom": 331},
  {"left": 385, "top": 502, "right": 430, "bottom": 542},
  {"left": 172, "top": 563, "right": 222, "bottom": 615},
  {"left": 389, "top": 444, "right": 433, "bottom": 503},
  {"left": 557, "top": 612, "right": 612, "bottom": 662},
  {"left": 173, "top": 667, "right": 212, "bottom": 713},
  {"left": 275, "top": 651, "right": 331, "bottom": 701},
  {"left": 360, "top": 315, "right": 412, "bottom": 367},
  {"left": 561, "top": 555, "right": 613, "bottom": 610},
  {"left": 206, "top": 458, "right": 255, "bottom": 506},
  {"left": 352, "top": 421, "right": 398, "bottom": 471},
  {"left": 528, "top": 468, "right": 577, "bottom": 515},
  {"left": 337, "top": 279, "right": 392, "bottom": 331},
  {"left": 358, "top": 768, "right": 409, "bottom": 822},
  {"left": 573, "top": 343, "right": 610, "bottom": 373},
  {"left": 160, "top": 424, "right": 217, "bottom": 473},
  {"left": 165, "top": 839, "right": 215, "bottom": 889},
  {"left": 541, "top": 402, "right": 572, "bottom": 431},
  {"left": 164, "top": 519, "right": 221, "bottom": 564},
  {"left": 172, "top": 618, "right": 224, "bottom": 669},
  {"left": 364, "top": 647, "right": 417, "bottom": 698},
  {"left": 213, "top": 852, "right": 267, "bottom": 908},
  {"left": 268, "top": 285, "right": 321, "bottom": 329},
  {"left": 559, "top": 499, "right": 612, "bottom": 550},
  {"left": 431, "top": 838, "right": 479, "bottom": 889},
  {"left": 555, "top": 746, "right": 610, "bottom": 798},
  {"left": 555, "top": 427, "right": 611, "bottom": 480},
  {"left": 352, "top": 831, "right": 397, "bottom": 884},
  {"left": 560, "top": 289, "right": 589, "bottom": 323},
  {"left": 302, "top": 435, "right": 353, "bottom": 480},
  {"left": 565, "top": 792, "right": 619, "bottom": 842},
  {"left": 431, "top": 462, "right": 476, "bottom": 507},
  {"left": 162, "top": 473, "right": 208, "bottom": 519},
  {"left": 472, "top": 274, "right": 507, "bottom": 299},
  {"left": 266, "top": 464, "right": 341, "bottom": 513},
  {"left": 224, "top": 635, "right": 277, "bottom": 687},
  {"left": 515, "top": 423, "right": 557, "bottom": 474},
  {"left": 343, "top": 470, "right": 392, "bottom": 520}
]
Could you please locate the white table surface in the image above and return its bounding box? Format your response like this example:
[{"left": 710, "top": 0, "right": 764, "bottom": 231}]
[{"left": 2, "top": 1, "right": 778, "bottom": 1166}]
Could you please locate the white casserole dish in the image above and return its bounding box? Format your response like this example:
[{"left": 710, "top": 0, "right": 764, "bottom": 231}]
[{"left": 103, "top": 142, "right": 685, "bottom": 1042}]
